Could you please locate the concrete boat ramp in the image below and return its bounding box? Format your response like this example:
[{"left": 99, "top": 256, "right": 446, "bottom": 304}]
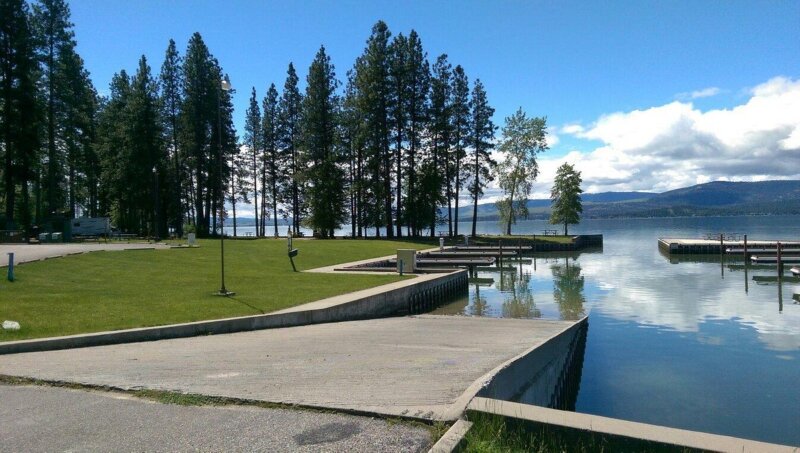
[{"left": 0, "top": 315, "right": 577, "bottom": 421}]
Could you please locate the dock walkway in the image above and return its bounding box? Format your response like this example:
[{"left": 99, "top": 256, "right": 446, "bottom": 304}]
[{"left": 658, "top": 238, "right": 800, "bottom": 255}]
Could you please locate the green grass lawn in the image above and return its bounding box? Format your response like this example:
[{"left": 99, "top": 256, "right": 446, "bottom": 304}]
[{"left": 0, "top": 238, "right": 433, "bottom": 342}]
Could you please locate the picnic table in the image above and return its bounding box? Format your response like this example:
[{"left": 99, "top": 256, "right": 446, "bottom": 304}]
[{"left": 542, "top": 229, "right": 559, "bottom": 236}]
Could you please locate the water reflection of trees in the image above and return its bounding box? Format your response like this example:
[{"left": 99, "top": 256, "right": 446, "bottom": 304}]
[
  {"left": 498, "top": 267, "right": 542, "bottom": 319},
  {"left": 470, "top": 284, "right": 489, "bottom": 316},
  {"left": 551, "top": 257, "right": 586, "bottom": 320}
]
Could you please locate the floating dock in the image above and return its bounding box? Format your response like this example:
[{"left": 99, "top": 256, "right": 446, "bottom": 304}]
[
  {"left": 424, "top": 250, "right": 518, "bottom": 258},
  {"left": 388, "top": 257, "right": 496, "bottom": 267},
  {"left": 750, "top": 255, "right": 800, "bottom": 264},
  {"left": 658, "top": 238, "right": 800, "bottom": 255},
  {"left": 450, "top": 245, "right": 534, "bottom": 252},
  {"left": 727, "top": 247, "right": 800, "bottom": 255}
]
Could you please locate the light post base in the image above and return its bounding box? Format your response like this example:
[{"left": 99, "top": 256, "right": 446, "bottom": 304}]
[{"left": 214, "top": 290, "right": 236, "bottom": 297}]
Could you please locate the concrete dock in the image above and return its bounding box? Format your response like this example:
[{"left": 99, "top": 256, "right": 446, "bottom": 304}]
[
  {"left": 658, "top": 238, "right": 800, "bottom": 255},
  {"left": 0, "top": 315, "right": 578, "bottom": 421}
]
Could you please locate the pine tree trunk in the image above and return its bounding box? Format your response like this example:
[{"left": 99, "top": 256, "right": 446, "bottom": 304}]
[
  {"left": 471, "top": 150, "right": 479, "bottom": 238},
  {"left": 454, "top": 154, "right": 461, "bottom": 237},
  {"left": 395, "top": 131, "right": 402, "bottom": 238}
]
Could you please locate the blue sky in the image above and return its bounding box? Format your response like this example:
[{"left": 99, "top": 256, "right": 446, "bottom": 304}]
[{"left": 70, "top": 0, "right": 800, "bottom": 196}]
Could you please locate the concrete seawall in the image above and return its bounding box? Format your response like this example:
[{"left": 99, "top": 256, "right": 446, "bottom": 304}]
[
  {"left": 476, "top": 317, "right": 588, "bottom": 408},
  {"left": 0, "top": 269, "right": 467, "bottom": 355}
]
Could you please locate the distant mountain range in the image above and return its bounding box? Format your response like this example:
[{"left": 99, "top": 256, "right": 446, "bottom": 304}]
[
  {"left": 225, "top": 180, "right": 800, "bottom": 226},
  {"left": 467, "top": 180, "right": 800, "bottom": 221}
]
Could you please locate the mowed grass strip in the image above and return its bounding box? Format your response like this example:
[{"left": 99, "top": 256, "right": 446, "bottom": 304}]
[{"left": 0, "top": 239, "right": 433, "bottom": 342}]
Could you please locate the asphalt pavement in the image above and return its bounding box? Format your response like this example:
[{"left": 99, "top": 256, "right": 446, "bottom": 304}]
[{"left": 0, "top": 384, "right": 432, "bottom": 452}]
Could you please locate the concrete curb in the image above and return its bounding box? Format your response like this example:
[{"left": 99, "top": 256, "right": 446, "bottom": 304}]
[
  {"left": 467, "top": 397, "right": 799, "bottom": 453},
  {"left": 428, "top": 419, "right": 472, "bottom": 453},
  {"left": 0, "top": 269, "right": 467, "bottom": 355}
]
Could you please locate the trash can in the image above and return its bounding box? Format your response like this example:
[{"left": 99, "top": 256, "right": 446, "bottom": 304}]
[
  {"left": 51, "top": 232, "right": 62, "bottom": 242},
  {"left": 38, "top": 233, "right": 51, "bottom": 243}
]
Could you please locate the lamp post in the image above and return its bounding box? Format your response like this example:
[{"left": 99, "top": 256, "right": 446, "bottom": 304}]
[
  {"left": 152, "top": 166, "right": 160, "bottom": 242},
  {"left": 216, "top": 75, "right": 234, "bottom": 296}
]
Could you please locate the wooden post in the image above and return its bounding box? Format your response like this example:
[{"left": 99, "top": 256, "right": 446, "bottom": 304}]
[
  {"left": 743, "top": 234, "right": 748, "bottom": 263},
  {"left": 532, "top": 234, "right": 536, "bottom": 253},
  {"left": 499, "top": 240, "right": 503, "bottom": 268},
  {"left": 777, "top": 241, "right": 783, "bottom": 276},
  {"left": 719, "top": 233, "right": 724, "bottom": 255}
]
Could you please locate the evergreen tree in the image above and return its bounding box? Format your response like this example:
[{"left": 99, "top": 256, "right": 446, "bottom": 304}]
[
  {"left": 468, "top": 79, "right": 496, "bottom": 238},
  {"left": 450, "top": 65, "right": 470, "bottom": 237},
  {"left": 159, "top": 39, "right": 184, "bottom": 237},
  {"left": 127, "top": 56, "right": 164, "bottom": 236},
  {"left": 279, "top": 62, "right": 303, "bottom": 235},
  {"left": 180, "top": 33, "right": 218, "bottom": 236},
  {"left": 354, "top": 21, "right": 393, "bottom": 237},
  {"left": 1, "top": 0, "right": 40, "bottom": 232},
  {"left": 550, "top": 162, "right": 583, "bottom": 235},
  {"left": 388, "top": 33, "right": 408, "bottom": 237},
  {"left": 341, "top": 70, "right": 368, "bottom": 237},
  {"left": 244, "top": 87, "right": 261, "bottom": 235},
  {"left": 96, "top": 71, "right": 131, "bottom": 226},
  {"left": 261, "top": 83, "right": 281, "bottom": 237},
  {"left": 32, "top": 0, "right": 74, "bottom": 220},
  {"left": 404, "top": 31, "right": 430, "bottom": 237},
  {"left": 495, "top": 108, "right": 548, "bottom": 235},
  {"left": 228, "top": 144, "right": 251, "bottom": 237},
  {"left": 302, "top": 46, "right": 345, "bottom": 237},
  {"left": 213, "top": 71, "right": 237, "bottom": 236},
  {"left": 426, "top": 53, "right": 451, "bottom": 238},
  {"left": 59, "top": 46, "right": 97, "bottom": 218}
]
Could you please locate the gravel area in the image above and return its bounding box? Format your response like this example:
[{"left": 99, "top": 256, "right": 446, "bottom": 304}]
[{"left": 0, "top": 384, "right": 433, "bottom": 452}]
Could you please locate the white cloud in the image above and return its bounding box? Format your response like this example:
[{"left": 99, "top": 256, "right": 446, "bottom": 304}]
[
  {"left": 528, "top": 76, "right": 800, "bottom": 196},
  {"left": 560, "top": 124, "right": 585, "bottom": 135},
  {"left": 677, "top": 86, "right": 721, "bottom": 100}
]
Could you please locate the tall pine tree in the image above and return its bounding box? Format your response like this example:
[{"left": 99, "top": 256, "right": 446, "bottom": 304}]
[
  {"left": 450, "top": 65, "right": 470, "bottom": 237},
  {"left": 261, "top": 83, "right": 281, "bottom": 237},
  {"left": 279, "top": 63, "right": 303, "bottom": 235},
  {"left": 468, "top": 79, "right": 496, "bottom": 238},
  {"left": 1, "top": 0, "right": 40, "bottom": 231},
  {"left": 159, "top": 39, "right": 184, "bottom": 237},
  {"left": 244, "top": 87, "right": 261, "bottom": 235},
  {"left": 302, "top": 46, "right": 345, "bottom": 238},
  {"left": 353, "top": 21, "right": 393, "bottom": 237}
]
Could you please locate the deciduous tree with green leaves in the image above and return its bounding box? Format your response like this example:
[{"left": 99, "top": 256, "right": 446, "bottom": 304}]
[
  {"left": 495, "top": 108, "right": 548, "bottom": 235},
  {"left": 550, "top": 162, "right": 583, "bottom": 235}
]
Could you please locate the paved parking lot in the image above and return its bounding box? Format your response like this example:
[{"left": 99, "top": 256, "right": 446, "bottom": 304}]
[{"left": 0, "top": 243, "right": 169, "bottom": 267}]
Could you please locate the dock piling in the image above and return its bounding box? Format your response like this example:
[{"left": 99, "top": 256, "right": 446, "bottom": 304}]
[
  {"left": 777, "top": 242, "right": 783, "bottom": 275},
  {"left": 743, "top": 234, "right": 748, "bottom": 262},
  {"left": 498, "top": 240, "right": 503, "bottom": 268}
]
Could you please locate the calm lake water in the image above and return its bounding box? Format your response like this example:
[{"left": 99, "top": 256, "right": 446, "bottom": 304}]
[{"left": 430, "top": 216, "right": 800, "bottom": 447}]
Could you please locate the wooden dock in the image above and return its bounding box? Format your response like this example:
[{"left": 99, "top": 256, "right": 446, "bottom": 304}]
[{"left": 658, "top": 238, "right": 800, "bottom": 255}]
